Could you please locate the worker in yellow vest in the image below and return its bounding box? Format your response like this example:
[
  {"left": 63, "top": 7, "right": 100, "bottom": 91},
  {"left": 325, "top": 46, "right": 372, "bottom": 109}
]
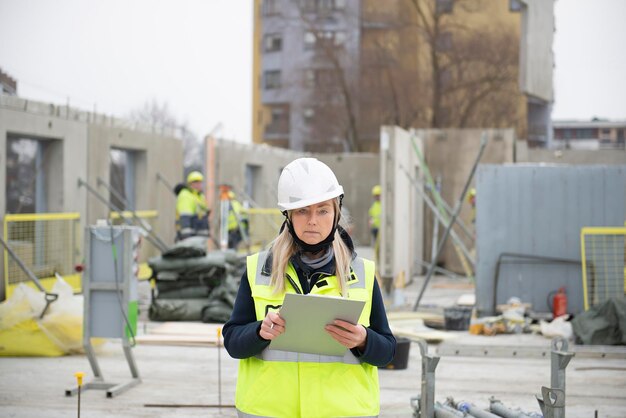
[
  {"left": 175, "top": 171, "right": 210, "bottom": 241},
  {"left": 368, "top": 185, "right": 382, "bottom": 245},
  {"left": 467, "top": 187, "right": 477, "bottom": 225},
  {"left": 223, "top": 158, "right": 396, "bottom": 418},
  {"left": 227, "top": 190, "right": 248, "bottom": 249}
]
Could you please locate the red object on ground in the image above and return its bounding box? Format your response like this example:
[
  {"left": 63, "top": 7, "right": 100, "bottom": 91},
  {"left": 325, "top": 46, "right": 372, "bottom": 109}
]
[{"left": 553, "top": 287, "right": 568, "bottom": 318}]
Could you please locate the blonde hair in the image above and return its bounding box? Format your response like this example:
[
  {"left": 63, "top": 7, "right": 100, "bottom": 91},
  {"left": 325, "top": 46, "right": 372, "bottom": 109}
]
[{"left": 269, "top": 198, "right": 353, "bottom": 297}]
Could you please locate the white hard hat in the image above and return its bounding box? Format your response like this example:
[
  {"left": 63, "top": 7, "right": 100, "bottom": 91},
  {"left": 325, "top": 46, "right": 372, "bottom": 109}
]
[{"left": 277, "top": 158, "right": 344, "bottom": 211}]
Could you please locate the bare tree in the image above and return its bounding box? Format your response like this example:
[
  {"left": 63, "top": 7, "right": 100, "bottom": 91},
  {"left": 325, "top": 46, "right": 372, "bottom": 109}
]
[
  {"left": 409, "top": 0, "right": 521, "bottom": 129},
  {"left": 267, "top": 0, "right": 521, "bottom": 152},
  {"left": 128, "top": 99, "right": 203, "bottom": 171}
]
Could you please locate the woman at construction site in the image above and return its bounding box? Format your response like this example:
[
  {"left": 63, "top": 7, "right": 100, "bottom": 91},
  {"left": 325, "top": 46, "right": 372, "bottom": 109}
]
[{"left": 223, "top": 157, "right": 396, "bottom": 418}]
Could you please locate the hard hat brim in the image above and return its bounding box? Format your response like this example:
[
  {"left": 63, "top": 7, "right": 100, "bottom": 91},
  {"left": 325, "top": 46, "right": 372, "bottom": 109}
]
[{"left": 277, "top": 187, "right": 344, "bottom": 211}]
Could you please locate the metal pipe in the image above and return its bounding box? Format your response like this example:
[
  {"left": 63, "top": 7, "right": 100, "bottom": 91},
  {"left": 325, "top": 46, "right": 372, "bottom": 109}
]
[
  {"left": 414, "top": 259, "right": 465, "bottom": 280},
  {"left": 424, "top": 181, "right": 474, "bottom": 241},
  {"left": 456, "top": 401, "right": 500, "bottom": 418},
  {"left": 489, "top": 398, "right": 537, "bottom": 418},
  {"left": 413, "top": 133, "right": 488, "bottom": 311},
  {"left": 435, "top": 402, "right": 465, "bottom": 417}
]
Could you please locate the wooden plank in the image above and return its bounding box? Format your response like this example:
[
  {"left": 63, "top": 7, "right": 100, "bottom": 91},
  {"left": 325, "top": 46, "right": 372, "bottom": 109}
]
[
  {"left": 135, "top": 334, "right": 218, "bottom": 347},
  {"left": 137, "top": 321, "right": 225, "bottom": 346}
]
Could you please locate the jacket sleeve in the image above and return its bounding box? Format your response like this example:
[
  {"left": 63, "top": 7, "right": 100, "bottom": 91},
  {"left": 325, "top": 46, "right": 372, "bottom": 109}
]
[
  {"left": 223, "top": 268, "right": 271, "bottom": 359},
  {"left": 350, "top": 279, "right": 396, "bottom": 367}
]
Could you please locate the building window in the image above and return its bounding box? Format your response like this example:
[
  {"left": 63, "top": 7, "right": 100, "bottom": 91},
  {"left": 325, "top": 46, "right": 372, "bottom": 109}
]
[
  {"left": 6, "top": 138, "right": 41, "bottom": 214},
  {"left": 304, "top": 31, "right": 316, "bottom": 50},
  {"left": 509, "top": 0, "right": 523, "bottom": 12},
  {"left": 438, "top": 68, "right": 452, "bottom": 90},
  {"left": 304, "top": 69, "right": 316, "bottom": 87},
  {"left": 305, "top": 30, "right": 346, "bottom": 50},
  {"left": 245, "top": 164, "right": 261, "bottom": 201},
  {"left": 264, "top": 70, "right": 281, "bottom": 89},
  {"left": 435, "top": 31, "right": 453, "bottom": 52},
  {"left": 264, "top": 33, "right": 283, "bottom": 52},
  {"left": 436, "top": 0, "right": 453, "bottom": 14},
  {"left": 266, "top": 104, "right": 290, "bottom": 134},
  {"left": 334, "top": 31, "right": 346, "bottom": 46},
  {"left": 262, "top": 0, "right": 280, "bottom": 16},
  {"left": 109, "top": 148, "right": 136, "bottom": 211},
  {"left": 303, "top": 107, "right": 315, "bottom": 122}
]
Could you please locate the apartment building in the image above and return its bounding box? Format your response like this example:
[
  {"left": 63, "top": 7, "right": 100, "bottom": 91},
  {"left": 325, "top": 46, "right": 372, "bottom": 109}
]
[{"left": 252, "top": 0, "right": 554, "bottom": 152}]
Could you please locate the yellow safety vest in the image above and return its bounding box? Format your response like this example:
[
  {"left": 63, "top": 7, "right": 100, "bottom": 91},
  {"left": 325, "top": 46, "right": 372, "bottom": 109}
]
[
  {"left": 369, "top": 200, "right": 381, "bottom": 229},
  {"left": 228, "top": 199, "right": 245, "bottom": 231},
  {"left": 235, "top": 251, "right": 380, "bottom": 418}
]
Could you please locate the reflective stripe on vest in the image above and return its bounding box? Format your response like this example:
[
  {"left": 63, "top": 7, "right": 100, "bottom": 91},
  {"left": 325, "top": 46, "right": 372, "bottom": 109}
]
[
  {"left": 237, "top": 411, "right": 378, "bottom": 418},
  {"left": 256, "top": 348, "right": 361, "bottom": 365}
]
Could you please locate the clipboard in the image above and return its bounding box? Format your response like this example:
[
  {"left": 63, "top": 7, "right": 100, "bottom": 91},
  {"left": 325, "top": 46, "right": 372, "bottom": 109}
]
[{"left": 269, "top": 293, "right": 366, "bottom": 356}]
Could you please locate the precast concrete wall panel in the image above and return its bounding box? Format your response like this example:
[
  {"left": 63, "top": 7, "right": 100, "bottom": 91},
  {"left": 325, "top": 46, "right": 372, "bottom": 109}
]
[
  {"left": 379, "top": 126, "right": 424, "bottom": 282},
  {"left": 476, "top": 164, "right": 626, "bottom": 315},
  {"left": 0, "top": 96, "right": 183, "bottom": 299}
]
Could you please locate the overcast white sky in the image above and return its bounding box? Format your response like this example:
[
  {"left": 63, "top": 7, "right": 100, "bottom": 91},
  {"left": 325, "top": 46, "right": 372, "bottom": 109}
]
[{"left": 0, "top": 0, "right": 625, "bottom": 144}]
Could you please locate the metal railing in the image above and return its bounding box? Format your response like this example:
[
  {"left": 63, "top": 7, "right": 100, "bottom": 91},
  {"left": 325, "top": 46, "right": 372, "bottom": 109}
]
[
  {"left": 3, "top": 212, "right": 81, "bottom": 297},
  {"left": 580, "top": 226, "right": 626, "bottom": 310}
]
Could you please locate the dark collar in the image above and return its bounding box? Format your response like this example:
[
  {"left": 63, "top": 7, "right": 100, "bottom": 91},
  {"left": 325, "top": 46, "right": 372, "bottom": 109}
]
[{"left": 261, "top": 229, "right": 356, "bottom": 277}]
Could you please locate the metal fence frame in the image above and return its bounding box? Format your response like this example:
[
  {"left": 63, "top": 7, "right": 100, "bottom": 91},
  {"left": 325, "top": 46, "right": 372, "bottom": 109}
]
[
  {"left": 580, "top": 226, "right": 626, "bottom": 310},
  {"left": 3, "top": 212, "right": 81, "bottom": 297}
]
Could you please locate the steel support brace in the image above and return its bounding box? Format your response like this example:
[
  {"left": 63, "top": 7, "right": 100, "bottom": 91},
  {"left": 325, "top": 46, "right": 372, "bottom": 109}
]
[
  {"left": 414, "top": 339, "right": 440, "bottom": 418},
  {"left": 536, "top": 338, "right": 573, "bottom": 418}
]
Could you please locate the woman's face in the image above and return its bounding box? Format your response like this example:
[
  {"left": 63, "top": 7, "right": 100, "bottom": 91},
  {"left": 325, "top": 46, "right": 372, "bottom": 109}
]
[{"left": 291, "top": 199, "right": 336, "bottom": 245}]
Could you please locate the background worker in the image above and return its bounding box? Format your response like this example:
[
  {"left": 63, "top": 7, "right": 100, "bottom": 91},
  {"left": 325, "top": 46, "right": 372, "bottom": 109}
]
[
  {"left": 227, "top": 189, "right": 248, "bottom": 249},
  {"left": 467, "top": 187, "right": 477, "bottom": 225},
  {"left": 368, "top": 184, "right": 382, "bottom": 245},
  {"left": 223, "top": 157, "right": 395, "bottom": 418},
  {"left": 174, "top": 171, "right": 210, "bottom": 241}
]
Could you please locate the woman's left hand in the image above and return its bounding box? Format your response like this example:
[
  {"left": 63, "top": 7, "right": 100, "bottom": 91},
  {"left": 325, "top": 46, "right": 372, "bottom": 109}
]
[{"left": 325, "top": 320, "right": 367, "bottom": 350}]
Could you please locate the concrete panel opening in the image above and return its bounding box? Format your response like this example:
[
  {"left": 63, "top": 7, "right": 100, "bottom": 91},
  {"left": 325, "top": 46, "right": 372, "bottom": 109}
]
[
  {"left": 109, "top": 148, "right": 141, "bottom": 211},
  {"left": 5, "top": 135, "right": 63, "bottom": 214}
]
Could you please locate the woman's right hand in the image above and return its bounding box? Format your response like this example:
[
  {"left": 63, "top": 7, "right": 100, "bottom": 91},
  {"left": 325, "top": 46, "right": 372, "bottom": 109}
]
[{"left": 259, "top": 311, "right": 286, "bottom": 340}]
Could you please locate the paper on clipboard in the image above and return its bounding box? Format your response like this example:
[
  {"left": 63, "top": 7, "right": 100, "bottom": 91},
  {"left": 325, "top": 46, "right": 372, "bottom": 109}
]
[{"left": 269, "top": 293, "right": 365, "bottom": 356}]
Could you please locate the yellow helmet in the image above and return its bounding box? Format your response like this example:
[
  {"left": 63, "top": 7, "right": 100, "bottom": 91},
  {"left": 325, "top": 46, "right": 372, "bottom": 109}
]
[
  {"left": 187, "top": 171, "right": 204, "bottom": 184},
  {"left": 372, "top": 185, "right": 381, "bottom": 196}
]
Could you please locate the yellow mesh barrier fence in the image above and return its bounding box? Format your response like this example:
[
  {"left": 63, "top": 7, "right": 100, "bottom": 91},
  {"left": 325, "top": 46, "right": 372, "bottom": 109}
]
[
  {"left": 580, "top": 226, "right": 626, "bottom": 310},
  {"left": 3, "top": 213, "right": 81, "bottom": 297},
  {"left": 109, "top": 210, "right": 160, "bottom": 280},
  {"left": 246, "top": 208, "right": 284, "bottom": 252}
]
